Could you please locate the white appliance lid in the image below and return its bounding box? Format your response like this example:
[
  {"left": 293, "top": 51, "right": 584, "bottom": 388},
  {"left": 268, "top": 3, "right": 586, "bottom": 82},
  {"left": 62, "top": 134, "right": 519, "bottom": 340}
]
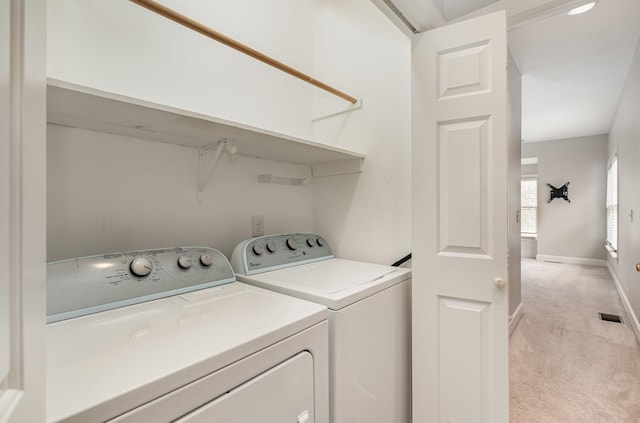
[
  {"left": 46, "top": 282, "right": 326, "bottom": 423},
  {"left": 239, "top": 259, "right": 411, "bottom": 310},
  {"left": 261, "top": 259, "right": 398, "bottom": 293}
]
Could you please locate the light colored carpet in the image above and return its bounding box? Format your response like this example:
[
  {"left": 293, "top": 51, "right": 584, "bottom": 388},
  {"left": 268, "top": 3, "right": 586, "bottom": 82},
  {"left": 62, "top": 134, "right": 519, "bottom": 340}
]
[{"left": 510, "top": 259, "right": 640, "bottom": 422}]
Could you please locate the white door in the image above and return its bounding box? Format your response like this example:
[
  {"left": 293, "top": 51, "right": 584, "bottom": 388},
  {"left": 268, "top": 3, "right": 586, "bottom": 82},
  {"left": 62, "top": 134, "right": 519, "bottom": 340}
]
[
  {"left": 412, "top": 10, "right": 509, "bottom": 423},
  {"left": 0, "top": 0, "right": 47, "bottom": 421}
]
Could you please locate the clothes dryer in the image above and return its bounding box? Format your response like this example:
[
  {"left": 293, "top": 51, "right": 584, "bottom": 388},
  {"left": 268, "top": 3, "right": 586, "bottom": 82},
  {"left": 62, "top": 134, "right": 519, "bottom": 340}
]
[
  {"left": 46, "top": 246, "right": 328, "bottom": 423},
  {"left": 231, "top": 234, "right": 411, "bottom": 423}
]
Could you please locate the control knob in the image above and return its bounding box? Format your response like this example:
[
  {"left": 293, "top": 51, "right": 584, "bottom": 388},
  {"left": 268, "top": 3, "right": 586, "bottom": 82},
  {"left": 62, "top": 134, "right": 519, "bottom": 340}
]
[
  {"left": 306, "top": 238, "right": 315, "bottom": 247},
  {"left": 130, "top": 256, "right": 153, "bottom": 277},
  {"left": 199, "top": 254, "right": 213, "bottom": 266},
  {"left": 178, "top": 256, "right": 193, "bottom": 269},
  {"left": 316, "top": 238, "right": 325, "bottom": 247},
  {"left": 286, "top": 238, "right": 298, "bottom": 250},
  {"left": 266, "top": 242, "right": 277, "bottom": 253},
  {"left": 252, "top": 245, "right": 264, "bottom": 256}
]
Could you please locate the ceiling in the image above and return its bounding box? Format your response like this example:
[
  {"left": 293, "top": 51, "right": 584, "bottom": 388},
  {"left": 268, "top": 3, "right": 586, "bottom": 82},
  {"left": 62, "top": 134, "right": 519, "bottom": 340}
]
[{"left": 377, "top": 0, "right": 640, "bottom": 142}]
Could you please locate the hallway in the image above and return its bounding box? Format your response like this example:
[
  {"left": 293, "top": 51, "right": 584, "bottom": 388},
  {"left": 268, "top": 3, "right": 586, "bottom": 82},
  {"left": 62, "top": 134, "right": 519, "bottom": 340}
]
[{"left": 510, "top": 259, "right": 640, "bottom": 422}]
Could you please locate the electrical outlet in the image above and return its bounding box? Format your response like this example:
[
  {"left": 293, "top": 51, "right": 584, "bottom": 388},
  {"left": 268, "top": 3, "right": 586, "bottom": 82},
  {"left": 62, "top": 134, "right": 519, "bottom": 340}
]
[{"left": 252, "top": 215, "right": 264, "bottom": 237}]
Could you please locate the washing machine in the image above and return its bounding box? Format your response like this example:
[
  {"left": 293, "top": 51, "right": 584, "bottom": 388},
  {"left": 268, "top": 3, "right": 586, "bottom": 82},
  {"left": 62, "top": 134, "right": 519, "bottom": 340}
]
[
  {"left": 231, "top": 233, "right": 411, "bottom": 423},
  {"left": 46, "top": 246, "right": 329, "bottom": 423}
]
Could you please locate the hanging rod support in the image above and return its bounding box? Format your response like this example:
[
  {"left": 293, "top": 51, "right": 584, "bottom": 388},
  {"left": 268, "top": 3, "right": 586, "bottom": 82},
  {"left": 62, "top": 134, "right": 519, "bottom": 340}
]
[
  {"left": 259, "top": 175, "right": 307, "bottom": 186},
  {"left": 129, "top": 0, "right": 358, "bottom": 104},
  {"left": 197, "top": 139, "right": 237, "bottom": 201}
]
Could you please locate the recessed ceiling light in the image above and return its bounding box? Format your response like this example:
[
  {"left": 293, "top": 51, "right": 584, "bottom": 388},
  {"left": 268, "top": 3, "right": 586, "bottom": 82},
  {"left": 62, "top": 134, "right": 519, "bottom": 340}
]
[{"left": 567, "top": 1, "right": 596, "bottom": 15}]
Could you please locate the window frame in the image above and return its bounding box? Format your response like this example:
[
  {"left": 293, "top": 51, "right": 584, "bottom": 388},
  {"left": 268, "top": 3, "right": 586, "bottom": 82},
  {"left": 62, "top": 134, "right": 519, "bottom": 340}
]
[
  {"left": 520, "top": 175, "right": 538, "bottom": 237},
  {"left": 606, "top": 154, "right": 618, "bottom": 256}
]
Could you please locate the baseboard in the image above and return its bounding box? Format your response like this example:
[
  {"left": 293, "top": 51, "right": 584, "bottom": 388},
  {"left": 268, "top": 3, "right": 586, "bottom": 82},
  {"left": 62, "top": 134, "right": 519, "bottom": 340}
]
[
  {"left": 509, "top": 302, "right": 523, "bottom": 337},
  {"left": 536, "top": 254, "right": 607, "bottom": 267},
  {"left": 607, "top": 263, "right": 640, "bottom": 346}
]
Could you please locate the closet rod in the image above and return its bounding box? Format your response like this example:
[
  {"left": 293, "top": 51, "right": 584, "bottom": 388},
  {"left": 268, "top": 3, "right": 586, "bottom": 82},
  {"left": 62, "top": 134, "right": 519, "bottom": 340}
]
[{"left": 129, "top": 0, "right": 358, "bottom": 104}]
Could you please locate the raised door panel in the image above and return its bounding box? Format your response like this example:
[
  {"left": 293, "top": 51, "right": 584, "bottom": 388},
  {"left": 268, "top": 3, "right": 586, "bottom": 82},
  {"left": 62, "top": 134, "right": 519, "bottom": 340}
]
[
  {"left": 438, "top": 41, "right": 491, "bottom": 99},
  {"left": 439, "top": 297, "right": 491, "bottom": 422},
  {"left": 438, "top": 117, "right": 490, "bottom": 257}
]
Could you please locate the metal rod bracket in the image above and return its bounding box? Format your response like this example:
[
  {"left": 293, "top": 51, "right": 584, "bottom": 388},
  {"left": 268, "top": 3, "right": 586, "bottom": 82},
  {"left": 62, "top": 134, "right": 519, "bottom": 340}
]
[
  {"left": 258, "top": 174, "right": 307, "bottom": 186},
  {"left": 197, "top": 139, "right": 237, "bottom": 200}
]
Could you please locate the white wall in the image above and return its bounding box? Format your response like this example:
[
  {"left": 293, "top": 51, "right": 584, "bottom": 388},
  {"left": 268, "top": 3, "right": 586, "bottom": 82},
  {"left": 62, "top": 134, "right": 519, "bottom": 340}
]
[
  {"left": 608, "top": 37, "right": 640, "bottom": 326},
  {"left": 47, "top": 0, "right": 315, "bottom": 139},
  {"left": 311, "top": 0, "right": 412, "bottom": 265},
  {"left": 47, "top": 125, "right": 314, "bottom": 261},
  {"left": 46, "top": 1, "right": 412, "bottom": 264},
  {"left": 522, "top": 135, "right": 607, "bottom": 261}
]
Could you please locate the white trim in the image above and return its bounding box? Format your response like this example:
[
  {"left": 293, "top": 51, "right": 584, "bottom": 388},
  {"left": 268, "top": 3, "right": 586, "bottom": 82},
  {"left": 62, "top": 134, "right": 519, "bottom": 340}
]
[
  {"left": 605, "top": 243, "right": 618, "bottom": 259},
  {"left": 0, "top": 390, "right": 22, "bottom": 423},
  {"left": 606, "top": 154, "right": 618, "bottom": 251},
  {"left": 607, "top": 263, "right": 640, "bottom": 346},
  {"left": 607, "top": 149, "right": 618, "bottom": 168},
  {"left": 535, "top": 254, "right": 607, "bottom": 266},
  {"left": 2, "top": 1, "right": 47, "bottom": 421},
  {"left": 508, "top": 302, "right": 523, "bottom": 337}
]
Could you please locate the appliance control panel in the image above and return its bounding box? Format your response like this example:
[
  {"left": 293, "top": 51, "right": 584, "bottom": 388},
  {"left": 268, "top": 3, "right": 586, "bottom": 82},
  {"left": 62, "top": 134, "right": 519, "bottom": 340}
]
[
  {"left": 231, "top": 233, "right": 334, "bottom": 275},
  {"left": 47, "top": 247, "right": 235, "bottom": 323}
]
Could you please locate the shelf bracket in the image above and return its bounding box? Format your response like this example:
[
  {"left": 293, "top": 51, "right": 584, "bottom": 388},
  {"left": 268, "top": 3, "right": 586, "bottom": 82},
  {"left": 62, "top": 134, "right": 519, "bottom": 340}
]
[{"left": 197, "top": 139, "right": 237, "bottom": 200}]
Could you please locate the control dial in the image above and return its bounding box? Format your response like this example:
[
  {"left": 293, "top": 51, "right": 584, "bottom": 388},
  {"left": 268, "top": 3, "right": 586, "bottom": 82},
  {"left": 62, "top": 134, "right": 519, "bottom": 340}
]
[
  {"left": 316, "top": 238, "right": 325, "bottom": 247},
  {"left": 130, "top": 256, "right": 153, "bottom": 277},
  {"left": 177, "top": 256, "right": 193, "bottom": 269},
  {"left": 286, "top": 238, "right": 298, "bottom": 250},
  {"left": 252, "top": 245, "right": 264, "bottom": 256},
  {"left": 306, "top": 238, "right": 315, "bottom": 247},
  {"left": 266, "top": 242, "right": 277, "bottom": 253},
  {"left": 199, "top": 254, "right": 213, "bottom": 266}
]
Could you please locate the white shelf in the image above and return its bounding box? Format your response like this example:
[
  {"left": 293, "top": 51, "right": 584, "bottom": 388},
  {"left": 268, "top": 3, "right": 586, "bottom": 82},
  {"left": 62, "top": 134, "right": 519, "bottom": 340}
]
[{"left": 46, "top": 79, "right": 364, "bottom": 176}]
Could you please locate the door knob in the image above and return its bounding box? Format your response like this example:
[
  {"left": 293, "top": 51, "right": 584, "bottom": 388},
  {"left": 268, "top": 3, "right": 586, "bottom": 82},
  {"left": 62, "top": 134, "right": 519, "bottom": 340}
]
[
  {"left": 494, "top": 278, "right": 507, "bottom": 289},
  {"left": 636, "top": 262, "right": 640, "bottom": 272}
]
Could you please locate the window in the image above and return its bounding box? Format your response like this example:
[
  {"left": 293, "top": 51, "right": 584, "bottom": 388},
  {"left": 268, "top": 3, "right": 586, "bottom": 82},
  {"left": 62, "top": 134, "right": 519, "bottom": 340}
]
[
  {"left": 606, "top": 156, "right": 618, "bottom": 252},
  {"left": 521, "top": 177, "right": 537, "bottom": 235}
]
